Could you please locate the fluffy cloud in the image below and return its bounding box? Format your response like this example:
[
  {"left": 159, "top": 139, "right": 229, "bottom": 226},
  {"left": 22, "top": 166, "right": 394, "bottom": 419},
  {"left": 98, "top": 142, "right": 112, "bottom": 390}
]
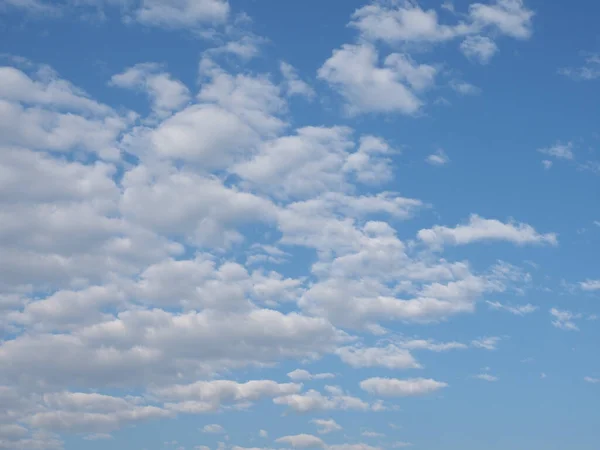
[
  {"left": 287, "top": 370, "right": 336, "bottom": 381},
  {"left": 474, "top": 373, "right": 499, "bottom": 382},
  {"left": 275, "top": 434, "right": 325, "bottom": 448},
  {"left": 202, "top": 424, "right": 226, "bottom": 434},
  {"left": 111, "top": 63, "right": 190, "bottom": 117},
  {"left": 559, "top": 53, "right": 600, "bottom": 81},
  {"left": 335, "top": 345, "right": 421, "bottom": 370},
  {"left": 486, "top": 301, "right": 538, "bottom": 315},
  {"left": 273, "top": 388, "right": 374, "bottom": 413},
  {"left": 349, "top": 0, "right": 533, "bottom": 44},
  {"left": 280, "top": 62, "right": 315, "bottom": 99},
  {"left": 311, "top": 419, "right": 342, "bottom": 434},
  {"left": 360, "top": 377, "right": 448, "bottom": 397},
  {"left": 580, "top": 280, "right": 600, "bottom": 291},
  {"left": 418, "top": 214, "right": 558, "bottom": 248},
  {"left": 134, "top": 0, "right": 230, "bottom": 28},
  {"left": 460, "top": 35, "right": 498, "bottom": 63},
  {"left": 550, "top": 308, "right": 581, "bottom": 331},
  {"left": 425, "top": 149, "right": 450, "bottom": 166},
  {"left": 538, "top": 142, "right": 574, "bottom": 160},
  {"left": 318, "top": 44, "right": 435, "bottom": 115}
]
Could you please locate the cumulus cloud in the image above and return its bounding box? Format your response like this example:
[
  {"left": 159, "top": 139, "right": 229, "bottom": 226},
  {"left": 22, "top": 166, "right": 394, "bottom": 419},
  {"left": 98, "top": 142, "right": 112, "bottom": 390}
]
[
  {"left": 275, "top": 434, "right": 325, "bottom": 448},
  {"left": 349, "top": 0, "right": 533, "bottom": 44},
  {"left": 111, "top": 63, "right": 190, "bottom": 117},
  {"left": 486, "top": 301, "right": 538, "bottom": 315},
  {"left": 425, "top": 149, "right": 450, "bottom": 166},
  {"left": 318, "top": 44, "right": 435, "bottom": 115},
  {"left": 460, "top": 35, "right": 498, "bottom": 64},
  {"left": 580, "top": 280, "right": 600, "bottom": 291},
  {"left": 418, "top": 214, "right": 558, "bottom": 248},
  {"left": 538, "top": 142, "right": 574, "bottom": 160},
  {"left": 559, "top": 53, "right": 600, "bottom": 81},
  {"left": 360, "top": 378, "right": 448, "bottom": 397},
  {"left": 550, "top": 308, "right": 581, "bottom": 331},
  {"left": 287, "top": 369, "right": 336, "bottom": 381},
  {"left": 273, "top": 388, "right": 373, "bottom": 413},
  {"left": 335, "top": 345, "right": 421, "bottom": 370},
  {"left": 311, "top": 419, "right": 342, "bottom": 434}
]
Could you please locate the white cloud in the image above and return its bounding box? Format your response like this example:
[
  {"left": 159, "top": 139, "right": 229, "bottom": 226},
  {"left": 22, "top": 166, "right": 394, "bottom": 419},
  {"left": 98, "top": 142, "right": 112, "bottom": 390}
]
[
  {"left": 360, "top": 377, "right": 448, "bottom": 397},
  {"left": 134, "top": 0, "right": 230, "bottom": 28},
  {"left": 273, "top": 389, "right": 372, "bottom": 413},
  {"left": 311, "top": 419, "right": 342, "bottom": 435},
  {"left": 460, "top": 35, "right": 498, "bottom": 64},
  {"left": 349, "top": 0, "right": 533, "bottom": 44},
  {"left": 0, "top": 65, "right": 112, "bottom": 115},
  {"left": 418, "top": 214, "right": 558, "bottom": 248},
  {"left": 538, "top": 142, "right": 574, "bottom": 160},
  {"left": 450, "top": 80, "right": 481, "bottom": 95},
  {"left": 542, "top": 160, "right": 553, "bottom": 169},
  {"left": 318, "top": 44, "right": 435, "bottom": 115},
  {"left": 471, "top": 336, "right": 501, "bottom": 350},
  {"left": 275, "top": 434, "right": 325, "bottom": 449},
  {"left": 335, "top": 345, "right": 421, "bottom": 370},
  {"left": 550, "top": 308, "right": 581, "bottom": 331},
  {"left": 202, "top": 424, "right": 225, "bottom": 434},
  {"left": 287, "top": 369, "right": 336, "bottom": 381},
  {"left": 426, "top": 149, "right": 450, "bottom": 166},
  {"left": 361, "top": 431, "right": 384, "bottom": 438},
  {"left": 468, "top": 0, "right": 534, "bottom": 39},
  {"left": 259, "top": 430, "right": 268, "bottom": 438},
  {"left": 559, "top": 53, "right": 600, "bottom": 81},
  {"left": 397, "top": 339, "right": 468, "bottom": 352},
  {"left": 584, "top": 377, "right": 600, "bottom": 384},
  {"left": 580, "top": 280, "right": 600, "bottom": 291},
  {"left": 474, "top": 373, "right": 499, "bottom": 382},
  {"left": 111, "top": 63, "right": 190, "bottom": 117},
  {"left": 280, "top": 62, "right": 315, "bottom": 99},
  {"left": 486, "top": 301, "right": 538, "bottom": 315}
]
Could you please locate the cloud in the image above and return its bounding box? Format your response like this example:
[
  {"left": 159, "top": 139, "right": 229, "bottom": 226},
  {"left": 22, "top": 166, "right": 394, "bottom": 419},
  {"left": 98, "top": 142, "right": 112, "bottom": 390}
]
[
  {"left": 280, "top": 62, "right": 315, "bottom": 99},
  {"left": 110, "top": 63, "right": 190, "bottom": 118},
  {"left": 259, "top": 430, "right": 268, "bottom": 438},
  {"left": 134, "top": 0, "right": 230, "bottom": 29},
  {"left": 273, "top": 388, "right": 373, "bottom": 413},
  {"left": 559, "top": 53, "right": 600, "bottom": 81},
  {"left": 275, "top": 434, "right": 325, "bottom": 448},
  {"left": 584, "top": 377, "right": 600, "bottom": 384},
  {"left": 486, "top": 301, "right": 538, "bottom": 315},
  {"left": 397, "top": 339, "right": 468, "bottom": 352},
  {"left": 425, "top": 149, "right": 450, "bottom": 166},
  {"left": 318, "top": 44, "right": 435, "bottom": 115},
  {"left": 361, "top": 431, "right": 384, "bottom": 438},
  {"left": 311, "top": 419, "right": 342, "bottom": 434},
  {"left": 542, "top": 160, "right": 553, "bottom": 169},
  {"left": 468, "top": 0, "right": 534, "bottom": 39},
  {"left": 360, "top": 377, "right": 448, "bottom": 397},
  {"left": 349, "top": 0, "right": 533, "bottom": 44},
  {"left": 474, "top": 373, "right": 499, "bottom": 382},
  {"left": 580, "top": 280, "right": 600, "bottom": 291},
  {"left": 538, "top": 142, "right": 574, "bottom": 160},
  {"left": 471, "top": 336, "right": 501, "bottom": 350},
  {"left": 550, "top": 308, "right": 581, "bottom": 331},
  {"left": 460, "top": 35, "right": 498, "bottom": 64},
  {"left": 418, "top": 214, "right": 558, "bottom": 248},
  {"left": 202, "top": 424, "right": 226, "bottom": 434},
  {"left": 449, "top": 80, "right": 481, "bottom": 95},
  {"left": 287, "top": 370, "right": 336, "bottom": 381},
  {"left": 335, "top": 345, "right": 421, "bottom": 370}
]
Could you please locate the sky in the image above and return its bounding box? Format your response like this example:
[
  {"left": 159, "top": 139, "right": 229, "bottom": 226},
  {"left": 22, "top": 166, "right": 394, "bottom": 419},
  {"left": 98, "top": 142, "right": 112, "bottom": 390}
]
[{"left": 0, "top": 0, "right": 599, "bottom": 449}]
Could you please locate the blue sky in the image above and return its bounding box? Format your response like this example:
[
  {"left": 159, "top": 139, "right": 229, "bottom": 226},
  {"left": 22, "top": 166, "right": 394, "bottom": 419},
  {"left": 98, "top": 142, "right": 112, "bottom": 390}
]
[{"left": 0, "top": 0, "right": 599, "bottom": 449}]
